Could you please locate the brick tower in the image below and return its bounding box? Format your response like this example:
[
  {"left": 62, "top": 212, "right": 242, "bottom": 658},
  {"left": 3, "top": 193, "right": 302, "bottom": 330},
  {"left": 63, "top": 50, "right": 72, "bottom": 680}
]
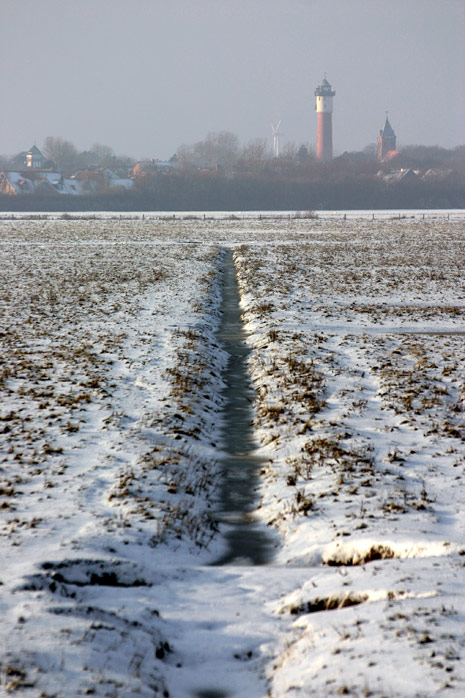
[
  {"left": 378, "top": 113, "right": 397, "bottom": 161},
  {"left": 315, "top": 75, "right": 335, "bottom": 162}
]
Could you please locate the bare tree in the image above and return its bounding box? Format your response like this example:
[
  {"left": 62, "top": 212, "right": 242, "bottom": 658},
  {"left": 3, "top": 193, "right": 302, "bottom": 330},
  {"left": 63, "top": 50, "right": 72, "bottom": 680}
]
[
  {"left": 177, "top": 131, "right": 239, "bottom": 170},
  {"left": 43, "top": 137, "right": 81, "bottom": 175},
  {"left": 281, "top": 141, "right": 298, "bottom": 159},
  {"left": 90, "top": 143, "right": 115, "bottom": 167},
  {"left": 241, "top": 138, "right": 270, "bottom": 162}
]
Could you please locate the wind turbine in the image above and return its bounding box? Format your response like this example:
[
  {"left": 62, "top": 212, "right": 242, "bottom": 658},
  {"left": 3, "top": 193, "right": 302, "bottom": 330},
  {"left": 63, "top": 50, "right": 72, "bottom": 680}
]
[{"left": 271, "top": 121, "right": 283, "bottom": 158}]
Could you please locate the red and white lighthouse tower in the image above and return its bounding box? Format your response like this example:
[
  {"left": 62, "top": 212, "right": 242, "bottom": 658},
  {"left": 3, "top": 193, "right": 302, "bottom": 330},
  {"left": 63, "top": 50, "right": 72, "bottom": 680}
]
[{"left": 315, "top": 76, "right": 335, "bottom": 162}]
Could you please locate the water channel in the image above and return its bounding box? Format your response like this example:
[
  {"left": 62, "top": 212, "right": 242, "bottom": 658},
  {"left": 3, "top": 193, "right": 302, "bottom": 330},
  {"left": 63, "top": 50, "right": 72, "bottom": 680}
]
[{"left": 209, "top": 249, "right": 275, "bottom": 567}]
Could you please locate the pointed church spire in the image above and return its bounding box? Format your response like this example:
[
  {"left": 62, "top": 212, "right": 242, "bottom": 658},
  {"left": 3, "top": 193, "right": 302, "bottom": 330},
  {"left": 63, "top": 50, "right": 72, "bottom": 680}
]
[
  {"left": 378, "top": 112, "right": 397, "bottom": 161},
  {"left": 382, "top": 113, "right": 395, "bottom": 138}
]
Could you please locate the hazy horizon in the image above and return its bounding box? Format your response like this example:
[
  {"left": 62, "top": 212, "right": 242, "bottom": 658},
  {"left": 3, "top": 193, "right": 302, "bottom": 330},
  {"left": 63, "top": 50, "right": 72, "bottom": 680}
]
[{"left": 2, "top": 0, "right": 464, "bottom": 161}]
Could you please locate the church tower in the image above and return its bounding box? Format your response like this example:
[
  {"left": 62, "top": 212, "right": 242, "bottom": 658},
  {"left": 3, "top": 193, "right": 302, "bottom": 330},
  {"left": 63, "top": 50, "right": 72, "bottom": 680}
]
[
  {"left": 378, "top": 114, "right": 396, "bottom": 161},
  {"left": 315, "top": 76, "right": 335, "bottom": 162}
]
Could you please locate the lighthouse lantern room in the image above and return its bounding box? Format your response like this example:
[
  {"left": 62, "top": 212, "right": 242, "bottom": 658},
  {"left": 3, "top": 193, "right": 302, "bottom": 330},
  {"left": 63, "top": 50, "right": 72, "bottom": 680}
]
[{"left": 315, "top": 76, "right": 335, "bottom": 162}]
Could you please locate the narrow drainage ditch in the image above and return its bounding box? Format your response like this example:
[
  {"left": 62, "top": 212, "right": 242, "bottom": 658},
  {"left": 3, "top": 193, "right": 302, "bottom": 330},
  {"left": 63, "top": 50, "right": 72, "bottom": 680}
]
[{"left": 209, "top": 248, "right": 275, "bottom": 567}]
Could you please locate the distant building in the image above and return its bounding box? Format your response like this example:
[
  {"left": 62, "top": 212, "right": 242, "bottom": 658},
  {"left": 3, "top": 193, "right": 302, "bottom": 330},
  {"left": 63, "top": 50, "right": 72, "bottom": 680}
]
[
  {"left": 8, "top": 145, "right": 48, "bottom": 170},
  {"left": 132, "top": 160, "right": 177, "bottom": 178},
  {"left": 315, "top": 76, "right": 335, "bottom": 162},
  {"left": 378, "top": 168, "right": 419, "bottom": 186},
  {"left": 71, "top": 168, "right": 133, "bottom": 192},
  {"left": 0, "top": 170, "right": 82, "bottom": 195},
  {"left": 421, "top": 168, "right": 456, "bottom": 184},
  {"left": 377, "top": 115, "right": 398, "bottom": 161}
]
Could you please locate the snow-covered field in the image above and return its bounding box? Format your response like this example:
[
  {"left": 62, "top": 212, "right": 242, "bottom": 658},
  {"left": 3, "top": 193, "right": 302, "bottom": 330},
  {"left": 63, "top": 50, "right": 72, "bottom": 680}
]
[{"left": 1, "top": 215, "right": 465, "bottom": 697}]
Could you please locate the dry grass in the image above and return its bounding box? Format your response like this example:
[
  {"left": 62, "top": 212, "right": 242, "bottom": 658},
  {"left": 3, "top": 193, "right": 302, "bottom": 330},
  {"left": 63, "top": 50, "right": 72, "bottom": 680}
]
[
  {"left": 232, "top": 221, "right": 465, "bottom": 542},
  {"left": 0, "top": 226, "right": 226, "bottom": 553},
  {"left": 285, "top": 592, "right": 369, "bottom": 616}
]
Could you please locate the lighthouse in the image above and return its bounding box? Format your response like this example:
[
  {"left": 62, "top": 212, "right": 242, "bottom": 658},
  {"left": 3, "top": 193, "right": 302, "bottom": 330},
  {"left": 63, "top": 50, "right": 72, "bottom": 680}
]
[{"left": 315, "top": 76, "right": 335, "bottom": 162}]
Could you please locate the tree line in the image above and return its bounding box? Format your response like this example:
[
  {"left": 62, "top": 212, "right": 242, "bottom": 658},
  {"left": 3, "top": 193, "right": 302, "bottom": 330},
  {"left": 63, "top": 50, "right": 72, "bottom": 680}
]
[{"left": 1, "top": 132, "right": 465, "bottom": 211}]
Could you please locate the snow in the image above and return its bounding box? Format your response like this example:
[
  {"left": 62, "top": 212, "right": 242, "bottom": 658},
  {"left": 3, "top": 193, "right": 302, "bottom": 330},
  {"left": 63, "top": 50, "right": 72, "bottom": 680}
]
[
  {"left": 233, "top": 218, "right": 465, "bottom": 695},
  {"left": 1, "top": 209, "right": 465, "bottom": 222},
  {"left": 0, "top": 214, "right": 464, "bottom": 697}
]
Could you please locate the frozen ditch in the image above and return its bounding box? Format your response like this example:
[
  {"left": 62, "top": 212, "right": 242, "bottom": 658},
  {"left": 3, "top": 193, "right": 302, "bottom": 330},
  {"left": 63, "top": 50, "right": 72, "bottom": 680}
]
[{"left": 210, "top": 248, "right": 275, "bottom": 566}]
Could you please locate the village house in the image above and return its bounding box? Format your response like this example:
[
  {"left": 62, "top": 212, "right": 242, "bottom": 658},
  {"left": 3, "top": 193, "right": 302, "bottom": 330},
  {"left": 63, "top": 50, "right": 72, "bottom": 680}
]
[
  {"left": 0, "top": 170, "right": 83, "bottom": 196},
  {"left": 377, "top": 168, "right": 419, "bottom": 186},
  {"left": 70, "top": 167, "right": 133, "bottom": 193},
  {"left": 7, "top": 145, "right": 50, "bottom": 170},
  {"left": 132, "top": 159, "right": 177, "bottom": 178},
  {"left": 421, "top": 168, "right": 456, "bottom": 184},
  {"left": 0, "top": 144, "right": 134, "bottom": 196},
  {"left": 0, "top": 144, "right": 84, "bottom": 195}
]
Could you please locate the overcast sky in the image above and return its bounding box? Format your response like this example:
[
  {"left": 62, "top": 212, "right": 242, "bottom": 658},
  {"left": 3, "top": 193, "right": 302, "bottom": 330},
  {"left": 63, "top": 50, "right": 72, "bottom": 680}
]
[{"left": 1, "top": 0, "right": 464, "bottom": 160}]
